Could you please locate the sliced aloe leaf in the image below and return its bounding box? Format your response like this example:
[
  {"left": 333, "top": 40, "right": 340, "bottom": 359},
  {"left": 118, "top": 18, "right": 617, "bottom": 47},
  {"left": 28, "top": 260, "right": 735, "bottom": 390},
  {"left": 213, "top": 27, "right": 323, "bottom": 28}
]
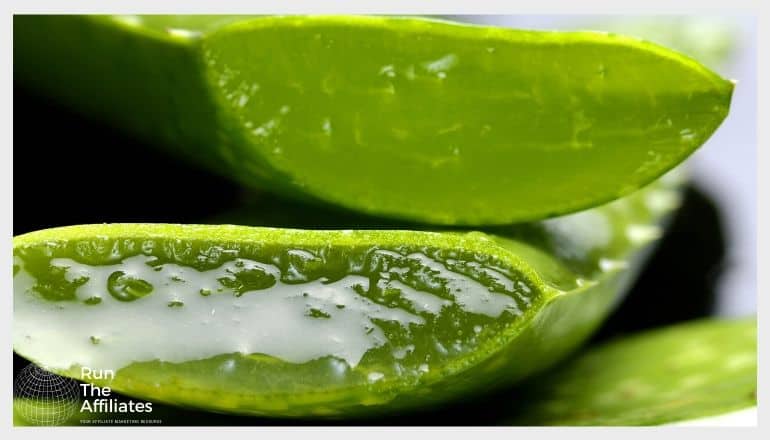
[
  {"left": 13, "top": 174, "right": 681, "bottom": 417},
  {"left": 506, "top": 318, "right": 757, "bottom": 426},
  {"left": 14, "top": 15, "right": 730, "bottom": 225}
]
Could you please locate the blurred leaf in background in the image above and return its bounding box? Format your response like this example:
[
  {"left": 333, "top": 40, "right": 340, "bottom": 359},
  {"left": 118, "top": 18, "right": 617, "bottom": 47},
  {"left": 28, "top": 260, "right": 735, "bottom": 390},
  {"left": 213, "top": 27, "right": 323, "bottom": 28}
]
[
  {"left": 592, "top": 17, "right": 737, "bottom": 72},
  {"left": 504, "top": 318, "right": 756, "bottom": 426}
]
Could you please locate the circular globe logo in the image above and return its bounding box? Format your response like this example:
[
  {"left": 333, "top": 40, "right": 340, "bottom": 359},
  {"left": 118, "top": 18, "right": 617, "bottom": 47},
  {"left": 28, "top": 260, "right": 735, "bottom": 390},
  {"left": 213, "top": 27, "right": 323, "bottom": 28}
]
[{"left": 14, "top": 364, "right": 81, "bottom": 426}]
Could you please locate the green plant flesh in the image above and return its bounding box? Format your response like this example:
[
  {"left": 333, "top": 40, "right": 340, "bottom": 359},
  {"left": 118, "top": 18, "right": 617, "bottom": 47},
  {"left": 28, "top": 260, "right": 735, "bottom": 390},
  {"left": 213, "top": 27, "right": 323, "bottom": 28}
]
[
  {"left": 506, "top": 318, "right": 757, "bottom": 426},
  {"left": 13, "top": 15, "right": 731, "bottom": 225},
  {"left": 13, "top": 174, "right": 681, "bottom": 417}
]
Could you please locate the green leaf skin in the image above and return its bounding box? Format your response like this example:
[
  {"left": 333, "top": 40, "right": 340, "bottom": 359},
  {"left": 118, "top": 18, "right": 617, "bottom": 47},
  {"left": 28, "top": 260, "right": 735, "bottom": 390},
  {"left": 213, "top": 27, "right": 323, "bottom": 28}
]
[
  {"left": 506, "top": 318, "right": 757, "bottom": 426},
  {"left": 13, "top": 175, "right": 681, "bottom": 417},
  {"left": 13, "top": 15, "right": 731, "bottom": 225}
]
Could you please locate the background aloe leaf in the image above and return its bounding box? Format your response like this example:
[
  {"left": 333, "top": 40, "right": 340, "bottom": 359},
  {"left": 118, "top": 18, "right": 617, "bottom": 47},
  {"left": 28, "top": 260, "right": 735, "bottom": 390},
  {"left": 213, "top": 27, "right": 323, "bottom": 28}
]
[
  {"left": 14, "top": 15, "right": 731, "bottom": 225},
  {"left": 503, "top": 317, "right": 756, "bottom": 425}
]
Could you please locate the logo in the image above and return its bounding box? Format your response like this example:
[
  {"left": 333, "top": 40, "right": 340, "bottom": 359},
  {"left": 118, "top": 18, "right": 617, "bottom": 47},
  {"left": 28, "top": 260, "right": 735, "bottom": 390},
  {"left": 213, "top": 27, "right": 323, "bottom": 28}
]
[
  {"left": 14, "top": 364, "right": 159, "bottom": 426},
  {"left": 13, "top": 364, "right": 81, "bottom": 426},
  {"left": 78, "top": 367, "right": 153, "bottom": 416}
]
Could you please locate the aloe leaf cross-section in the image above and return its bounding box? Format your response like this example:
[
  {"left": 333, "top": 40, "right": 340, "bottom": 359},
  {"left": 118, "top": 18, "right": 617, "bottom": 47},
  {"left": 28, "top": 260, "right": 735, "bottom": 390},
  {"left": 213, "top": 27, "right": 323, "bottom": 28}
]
[
  {"left": 13, "top": 15, "right": 731, "bottom": 225},
  {"left": 13, "top": 174, "right": 682, "bottom": 417}
]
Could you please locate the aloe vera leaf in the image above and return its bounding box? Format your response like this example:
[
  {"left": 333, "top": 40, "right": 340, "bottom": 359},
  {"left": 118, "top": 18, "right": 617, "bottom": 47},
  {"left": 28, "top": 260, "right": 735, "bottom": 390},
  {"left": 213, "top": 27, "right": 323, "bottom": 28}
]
[
  {"left": 14, "top": 15, "right": 730, "bottom": 225},
  {"left": 503, "top": 318, "right": 756, "bottom": 426},
  {"left": 12, "top": 173, "right": 681, "bottom": 417}
]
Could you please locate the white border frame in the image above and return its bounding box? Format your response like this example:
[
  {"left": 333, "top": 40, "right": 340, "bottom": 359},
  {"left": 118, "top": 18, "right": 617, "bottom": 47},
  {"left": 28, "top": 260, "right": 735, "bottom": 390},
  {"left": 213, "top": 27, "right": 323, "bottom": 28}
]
[{"left": 2, "top": 1, "right": 765, "bottom": 438}]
